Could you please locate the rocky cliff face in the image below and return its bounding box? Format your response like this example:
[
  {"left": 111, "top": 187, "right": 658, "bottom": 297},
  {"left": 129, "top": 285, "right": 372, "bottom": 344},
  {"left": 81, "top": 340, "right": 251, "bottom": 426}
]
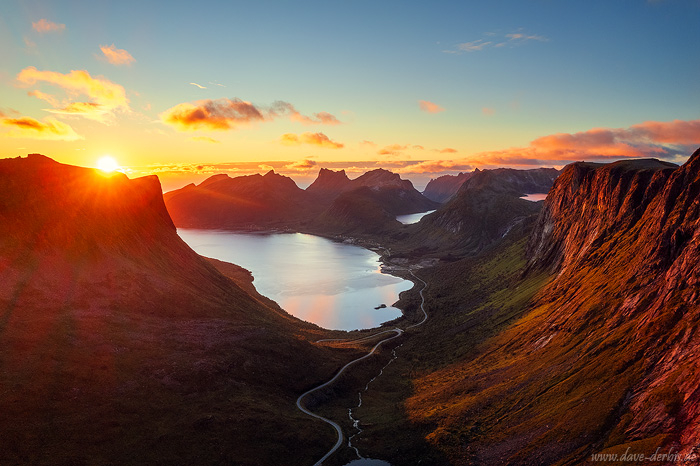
[
  {"left": 526, "top": 159, "right": 677, "bottom": 274},
  {"left": 407, "top": 149, "right": 700, "bottom": 464}
]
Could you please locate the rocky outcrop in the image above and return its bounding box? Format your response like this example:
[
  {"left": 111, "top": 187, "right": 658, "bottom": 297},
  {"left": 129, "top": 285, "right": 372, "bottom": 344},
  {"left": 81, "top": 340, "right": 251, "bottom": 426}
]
[{"left": 305, "top": 168, "right": 353, "bottom": 199}]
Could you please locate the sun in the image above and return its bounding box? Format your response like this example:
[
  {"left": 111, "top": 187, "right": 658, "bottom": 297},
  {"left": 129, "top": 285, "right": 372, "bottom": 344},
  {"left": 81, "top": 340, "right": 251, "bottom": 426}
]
[{"left": 96, "top": 156, "right": 120, "bottom": 173}]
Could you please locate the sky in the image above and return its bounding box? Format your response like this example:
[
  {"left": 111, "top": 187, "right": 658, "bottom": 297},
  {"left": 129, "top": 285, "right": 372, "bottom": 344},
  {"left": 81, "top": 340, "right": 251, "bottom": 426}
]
[{"left": 1, "top": 0, "right": 699, "bottom": 191}]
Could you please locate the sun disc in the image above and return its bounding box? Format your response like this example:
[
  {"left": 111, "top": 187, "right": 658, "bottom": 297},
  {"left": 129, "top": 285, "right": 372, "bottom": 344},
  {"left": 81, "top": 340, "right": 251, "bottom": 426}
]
[{"left": 97, "top": 156, "right": 119, "bottom": 173}]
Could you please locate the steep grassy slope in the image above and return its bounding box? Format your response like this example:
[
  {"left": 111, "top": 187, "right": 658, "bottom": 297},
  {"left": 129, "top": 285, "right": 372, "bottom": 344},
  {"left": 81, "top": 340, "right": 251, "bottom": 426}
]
[{"left": 0, "top": 155, "right": 354, "bottom": 465}]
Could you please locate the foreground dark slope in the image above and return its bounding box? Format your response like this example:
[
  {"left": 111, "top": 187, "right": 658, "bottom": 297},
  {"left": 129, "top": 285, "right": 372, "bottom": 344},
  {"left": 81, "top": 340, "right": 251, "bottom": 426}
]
[
  {"left": 0, "top": 155, "right": 348, "bottom": 466},
  {"left": 404, "top": 153, "right": 700, "bottom": 464}
]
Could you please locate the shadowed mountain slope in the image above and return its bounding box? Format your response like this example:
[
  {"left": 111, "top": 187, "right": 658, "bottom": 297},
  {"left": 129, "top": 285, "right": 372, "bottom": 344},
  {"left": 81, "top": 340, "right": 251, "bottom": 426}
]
[
  {"left": 0, "top": 154, "right": 347, "bottom": 466},
  {"left": 399, "top": 167, "right": 550, "bottom": 257},
  {"left": 163, "top": 170, "right": 320, "bottom": 229},
  {"left": 422, "top": 167, "right": 559, "bottom": 203}
]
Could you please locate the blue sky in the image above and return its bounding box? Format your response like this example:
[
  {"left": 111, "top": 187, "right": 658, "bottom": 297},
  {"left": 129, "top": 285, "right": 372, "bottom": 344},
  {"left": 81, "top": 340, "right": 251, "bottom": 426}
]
[{"left": 0, "top": 0, "right": 698, "bottom": 189}]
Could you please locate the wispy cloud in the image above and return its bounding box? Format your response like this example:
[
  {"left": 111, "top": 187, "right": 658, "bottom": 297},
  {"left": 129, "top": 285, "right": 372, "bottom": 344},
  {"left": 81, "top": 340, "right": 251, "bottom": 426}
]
[
  {"left": 378, "top": 144, "right": 409, "bottom": 156},
  {"left": 418, "top": 100, "right": 445, "bottom": 114},
  {"left": 446, "top": 30, "right": 548, "bottom": 54},
  {"left": 0, "top": 115, "right": 81, "bottom": 140},
  {"left": 32, "top": 19, "right": 65, "bottom": 34},
  {"left": 99, "top": 44, "right": 135, "bottom": 66},
  {"left": 395, "top": 160, "right": 473, "bottom": 174},
  {"left": 160, "top": 98, "right": 341, "bottom": 132},
  {"left": 284, "top": 159, "right": 318, "bottom": 172},
  {"left": 271, "top": 102, "right": 342, "bottom": 125},
  {"left": 191, "top": 136, "right": 220, "bottom": 143},
  {"left": 17, "top": 67, "right": 129, "bottom": 122},
  {"left": 482, "top": 107, "right": 495, "bottom": 116},
  {"left": 189, "top": 82, "right": 207, "bottom": 89},
  {"left": 280, "top": 132, "right": 344, "bottom": 149}
]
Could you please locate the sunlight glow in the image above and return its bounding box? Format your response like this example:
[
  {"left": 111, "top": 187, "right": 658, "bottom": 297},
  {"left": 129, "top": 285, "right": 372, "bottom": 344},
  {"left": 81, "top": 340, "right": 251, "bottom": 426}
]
[{"left": 97, "top": 156, "right": 119, "bottom": 173}]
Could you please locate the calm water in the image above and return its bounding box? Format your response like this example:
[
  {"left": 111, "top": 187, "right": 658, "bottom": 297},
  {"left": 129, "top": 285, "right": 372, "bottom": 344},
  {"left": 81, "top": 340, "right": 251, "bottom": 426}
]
[
  {"left": 395, "top": 210, "right": 436, "bottom": 224},
  {"left": 520, "top": 193, "right": 548, "bottom": 202},
  {"left": 178, "top": 229, "right": 412, "bottom": 331}
]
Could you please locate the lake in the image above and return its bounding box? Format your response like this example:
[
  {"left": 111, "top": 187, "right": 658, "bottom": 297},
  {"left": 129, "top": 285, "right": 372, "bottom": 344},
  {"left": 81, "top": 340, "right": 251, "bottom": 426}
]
[
  {"left": 395, "top": 210, "right": 436, "bottom": 224},
  {"left": 520, "top": 193, "right": 548, "bottom": 202},
  {"left": 177, "top": 229, "right": 412, "bottom": 331}
]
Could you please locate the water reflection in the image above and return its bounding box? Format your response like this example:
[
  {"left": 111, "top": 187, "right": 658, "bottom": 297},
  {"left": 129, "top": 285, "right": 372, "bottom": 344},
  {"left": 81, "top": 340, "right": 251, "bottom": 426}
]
[{"left": 177, "top": 229, "right": 412, "bottom": 330}]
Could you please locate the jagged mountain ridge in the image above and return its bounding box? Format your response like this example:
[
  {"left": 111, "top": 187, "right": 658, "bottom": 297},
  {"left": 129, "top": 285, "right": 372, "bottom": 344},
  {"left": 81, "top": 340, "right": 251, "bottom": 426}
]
[{"left": 164, "top": 167, "right": 438, "bottom": 232}]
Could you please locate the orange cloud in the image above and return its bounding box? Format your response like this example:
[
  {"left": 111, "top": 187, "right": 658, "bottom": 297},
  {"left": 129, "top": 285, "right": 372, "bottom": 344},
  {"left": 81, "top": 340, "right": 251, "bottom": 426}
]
[
  {"left": 271, "top": 102, "right": 341, "bottom": 125},
  {"left": 395, "top": 160, "right": 473, "bottom": 174},
  {"left": 284, "top": 159, "right": 318, "bottom": 172},
  {"left": 99, "top": 44, "right": 136, "bottom": 66},
  {"left": 17, "top": 67, "right": 129, "bottom": 118},
  {"left": 32, "top": 19, "right": 65, "bottom": 34},
  {"left": 378, "top": 144, "right": 409, "bottom": 156},
  {"left": 482, "top": 107, "right": 495, "bottom": 116},
  {"left": 160, "top": 98, "right": 339, "bottom": 132},
  {"left": 160, "top": 98, "right": 265, "bottom": 131},
  {"left": 418, "top": 100, "right": 445, "bottom": 114},
  {"left": 474, "top": 119, "right": 700, "bottom": 166},
  {"left": 1, "top": 115, "right": 81, "bottom": 140},
  {"left": 439, "top": 148, "right": 458, "bottom": 153},
  {"left": 281, "top": 132, "right": 344, "bottom": 149}
]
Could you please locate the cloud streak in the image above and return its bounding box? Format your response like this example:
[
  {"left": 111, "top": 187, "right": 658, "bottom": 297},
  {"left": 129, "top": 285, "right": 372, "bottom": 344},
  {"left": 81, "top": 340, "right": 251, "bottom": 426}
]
[
  {"left": 446, "top": 30, "right": 548, "bottom": 54},
  {"left": 160, "top": 98, "right": 341, "bottom": 131},
  {"left": 418, "top": 100, "right": 445, "bottom": 114},
  {"left": 281, "top": 132, "right": 344, "bottom": 149},
  {"left": 32, "top": 19, "right": 65, "bottom": 34},
  {"left": 99, "top": 44, "right": 135, "bottom": 66},
  {"left": 0, "top": 115, "right": 81, "bottom": 140}
]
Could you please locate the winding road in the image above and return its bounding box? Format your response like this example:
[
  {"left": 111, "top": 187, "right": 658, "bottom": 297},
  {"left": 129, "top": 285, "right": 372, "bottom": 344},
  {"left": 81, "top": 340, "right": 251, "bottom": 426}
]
[{"left": 296, "top": 268, "right": 429, "bottom": 465}]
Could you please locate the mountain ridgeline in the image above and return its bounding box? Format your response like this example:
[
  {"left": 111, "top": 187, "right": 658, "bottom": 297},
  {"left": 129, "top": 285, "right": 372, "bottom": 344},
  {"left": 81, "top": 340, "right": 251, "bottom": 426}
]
[{"left": 164, "top": 167, "right": 439, "bottom": 234}]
